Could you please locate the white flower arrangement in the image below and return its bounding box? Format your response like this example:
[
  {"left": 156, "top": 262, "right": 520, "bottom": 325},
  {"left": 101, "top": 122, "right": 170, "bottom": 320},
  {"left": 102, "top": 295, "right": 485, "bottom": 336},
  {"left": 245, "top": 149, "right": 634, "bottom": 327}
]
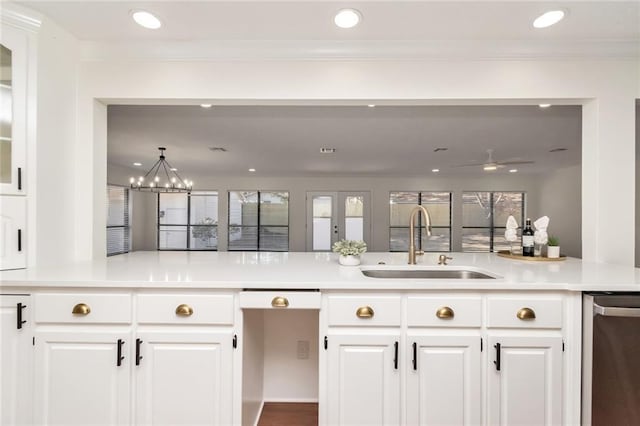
[{"left": 332, "top": 239, "right": 367, "bottom": 256}]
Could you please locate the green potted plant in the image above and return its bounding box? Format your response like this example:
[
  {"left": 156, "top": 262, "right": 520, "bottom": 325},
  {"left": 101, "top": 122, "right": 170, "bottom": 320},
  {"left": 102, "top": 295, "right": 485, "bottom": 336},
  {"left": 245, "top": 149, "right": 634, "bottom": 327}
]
[
  {"left": 332, "top": 239, "right": 367, "bottom": 266},
  {"left": 547, "top": 235, "right": 560, "bottom": 258}
]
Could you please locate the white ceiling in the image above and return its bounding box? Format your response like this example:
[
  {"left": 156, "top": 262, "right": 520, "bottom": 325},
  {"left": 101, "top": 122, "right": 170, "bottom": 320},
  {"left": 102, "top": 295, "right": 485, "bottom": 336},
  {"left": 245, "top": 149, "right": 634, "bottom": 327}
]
[
  {"left": 107, "top": 105, "right": 582, "bottom": 177},
  {"left": 17, "top": 1, "right": 640, "bottom": 42}
]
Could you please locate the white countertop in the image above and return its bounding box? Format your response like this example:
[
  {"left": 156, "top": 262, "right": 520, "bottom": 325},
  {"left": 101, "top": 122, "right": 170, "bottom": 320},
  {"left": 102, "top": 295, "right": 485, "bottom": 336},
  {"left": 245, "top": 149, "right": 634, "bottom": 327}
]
[{"left": 2, "top": 251, "right": 640, "bottom": 292}]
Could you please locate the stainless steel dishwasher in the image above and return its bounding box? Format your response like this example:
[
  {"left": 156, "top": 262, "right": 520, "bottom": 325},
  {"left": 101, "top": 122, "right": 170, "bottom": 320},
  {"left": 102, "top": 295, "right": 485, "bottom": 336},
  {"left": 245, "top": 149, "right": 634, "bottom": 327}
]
[{"left": 583, "top": 293, "right": 640, "bottom": 425}]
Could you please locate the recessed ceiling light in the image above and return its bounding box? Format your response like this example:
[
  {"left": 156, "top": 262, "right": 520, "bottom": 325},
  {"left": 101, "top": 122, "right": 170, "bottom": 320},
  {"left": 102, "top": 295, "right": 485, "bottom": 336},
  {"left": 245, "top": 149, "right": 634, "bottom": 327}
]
[
  {"left": 248, "top": 168, "right": 256, "bottom": 172},
  {"left": 170, "top": 168, "right": 177, "bottom": 171},
  {"left": 509, "top": 169, "right": 518, "bottom": 173},
  {"left": 533, "top": 10, "right": 565, "bottom": 29},
  {"left": 539, "top": 103, "right": 551, "bottom": 108},
  {"left": 334, "top": 9, "right": 362, "bottom": 29},
  {"left": 367, "top": 104, "right": 376, "bottom": 108},
  {"left": 432, "top": 169, "right": 440, "bottom": 173},
  {"left": 131, "top": 10, "right": 162, "bottom": 29},
  {"left": 133, "top": 162, "right": 142, "bottom": 166},
  {"left": 200, "top": 104, "right": 212, "bottom": 108},
  {"left": 320, "top": 148, "right": 336, "bottom": 153},
  {"left": 483, "top": 165, "right": 498, "bottom": 171}
]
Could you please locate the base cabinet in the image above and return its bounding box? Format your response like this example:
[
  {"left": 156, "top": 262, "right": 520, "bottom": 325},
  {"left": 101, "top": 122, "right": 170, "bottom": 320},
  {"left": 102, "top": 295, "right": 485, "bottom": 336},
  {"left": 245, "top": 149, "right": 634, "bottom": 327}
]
[
  {"left": 487, "top": 335, "right": 563, "bottom": 426},
  {"left": 135, "top": 330, "right": 234, "bottom": 426},
  {"left": 33, "top": 330, "right": 132, "bottom": 425},
  {"left": 326, "top": 334, "right": 401, "bottom": 425},
  {"left": 406, "top": 335, "right": 481, "bottom": 426},
  {"left": 0, "top": 295, "right": 32, "bottom": 425}
]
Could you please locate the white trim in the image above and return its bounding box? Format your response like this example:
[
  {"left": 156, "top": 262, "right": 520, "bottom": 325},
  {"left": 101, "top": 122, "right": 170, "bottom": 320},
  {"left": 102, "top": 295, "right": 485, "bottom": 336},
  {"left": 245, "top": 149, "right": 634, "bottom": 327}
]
[
  {"left": 80, "top": 39, "right": 640, "bottom": 62},
  {"left": 1, "top": 4, "right": 42, "bottom": 33},
  {"left": 252, "top": 400, "right": 264, "bottom": 426}
]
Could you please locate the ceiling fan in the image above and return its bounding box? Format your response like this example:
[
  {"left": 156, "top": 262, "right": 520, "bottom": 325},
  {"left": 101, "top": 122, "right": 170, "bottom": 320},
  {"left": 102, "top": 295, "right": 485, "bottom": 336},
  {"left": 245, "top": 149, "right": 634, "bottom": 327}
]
[{"left": 452, "top": 149, "right": 534, "bottom": 171}]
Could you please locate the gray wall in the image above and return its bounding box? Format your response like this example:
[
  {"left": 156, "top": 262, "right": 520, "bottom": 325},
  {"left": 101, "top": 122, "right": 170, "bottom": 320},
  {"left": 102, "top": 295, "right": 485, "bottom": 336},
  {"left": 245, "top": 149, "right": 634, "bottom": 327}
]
[{"left": 109, "top": 164, "right": 583, "bottom": 255}]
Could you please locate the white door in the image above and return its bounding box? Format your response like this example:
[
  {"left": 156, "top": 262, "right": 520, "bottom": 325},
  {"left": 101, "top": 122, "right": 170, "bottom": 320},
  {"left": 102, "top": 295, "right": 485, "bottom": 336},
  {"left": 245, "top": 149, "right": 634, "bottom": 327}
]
[
  {"left": 306, "top": 191, "right": 371, "bottom": 251},
  {"left": 406, "top": 334, "right": 481, "bottom": 426},
  {"left": 487, "top": 335, "right": 563, "bottom": 426},
  {"left": 135, "top": 330, "right": 234, "bottom": 426},
  {"left": 34, "top": 330, "right": 131, "bottom": 425},
  {"left": 0, "top": 295, "right": 32, "bottom": 425},
  {"left": 326, "top": 333, "right": 401, "bottom": 425},
  {"left": 0, "top": 196, "right": 26, "bottom": 270}
]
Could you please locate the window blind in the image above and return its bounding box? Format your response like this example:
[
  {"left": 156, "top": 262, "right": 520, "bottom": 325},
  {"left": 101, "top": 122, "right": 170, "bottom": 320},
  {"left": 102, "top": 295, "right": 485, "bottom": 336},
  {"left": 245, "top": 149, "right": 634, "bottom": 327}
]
[{"left": 106, "top": 185, "right": 130, "bottom": 256}]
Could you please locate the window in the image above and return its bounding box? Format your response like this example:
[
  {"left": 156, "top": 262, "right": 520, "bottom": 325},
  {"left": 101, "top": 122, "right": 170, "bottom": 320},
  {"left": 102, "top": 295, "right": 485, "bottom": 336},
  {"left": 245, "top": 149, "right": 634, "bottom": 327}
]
[
  {"left": 158, "top": 192, "right": 218, "bottom": 250},
  {"left": 462, "top": 191, "right": 524, "bottom": 252},
  {"left": 228, "top": 191, "right": 289, "bottom": 251},
  {"left": 389, "top": 192, "right": 451, "bottom": 252},
  {"left": 106, "top": 185, "right": 130, "bottom": 256}
]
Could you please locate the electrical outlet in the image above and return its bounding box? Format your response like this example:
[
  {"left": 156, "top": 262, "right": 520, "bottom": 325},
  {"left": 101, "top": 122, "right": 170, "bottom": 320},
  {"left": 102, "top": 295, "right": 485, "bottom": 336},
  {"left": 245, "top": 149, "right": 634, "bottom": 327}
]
[{"left": 297, "top": 340, "right": 310, "bottom": 360}]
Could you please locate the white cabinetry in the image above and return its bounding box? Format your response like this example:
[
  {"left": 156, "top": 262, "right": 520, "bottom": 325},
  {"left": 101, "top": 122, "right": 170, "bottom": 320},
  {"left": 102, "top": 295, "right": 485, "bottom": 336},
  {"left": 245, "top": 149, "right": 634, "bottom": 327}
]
[
  {"left": 487, "top": 335, "right": 563, "bottom": 426},
  {"left": 326, "top": 333, "right": 401, "bottom": 425},
  {"left": 34, "top": 330, "right": 132, "bottom": 425},
  {"left": 486, "top": 296, "right": 564, "bottom": 426},
  {"left": 0, "top": 294, "right": 32, "bottom": 425},
  {"left": 0, "top": 196, "right": 26, "bottom": 270},
  {"left": 33, "top": 292, "right": 132, "bottom": 425},
  {"left": 135, "top": 292, "right": 236, "bottom": 426}
]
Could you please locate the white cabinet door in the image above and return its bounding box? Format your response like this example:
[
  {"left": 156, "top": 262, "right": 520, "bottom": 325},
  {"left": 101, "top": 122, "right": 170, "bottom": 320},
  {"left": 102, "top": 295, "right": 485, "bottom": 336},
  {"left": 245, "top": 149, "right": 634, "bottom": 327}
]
[
  {"left": 326, "top": 333, "right": 401, "bottom": 425},
  {"left": 487, "top": 335, "right": 563, "bottom": 426},
  {"left": 0, "top": 196, "right": 26, "bottom": 270},
  {"left": 34, "top": 330, "right": 131, "bottom": 425},
  {"left": 135, "top": 330, "right": 234, "bottom": 426},
  {"left": 0, "top": 295, "right": 32, "bottom": 425},
  {"left": 406, "top": 335, "right": 481, "bottom": 426},
  {"left": 0, "top": 26, "right": 27, "bottom": 195}
]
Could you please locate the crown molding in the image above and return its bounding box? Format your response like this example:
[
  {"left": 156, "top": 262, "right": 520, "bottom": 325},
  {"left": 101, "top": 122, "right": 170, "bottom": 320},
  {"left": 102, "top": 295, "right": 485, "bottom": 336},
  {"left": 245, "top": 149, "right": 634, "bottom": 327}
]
[
  {"left": 1, "top": 3, "right": 42, "bottom": 33},
  {"left": 80, "top": 39, "right": 640, "bottom": 62}
]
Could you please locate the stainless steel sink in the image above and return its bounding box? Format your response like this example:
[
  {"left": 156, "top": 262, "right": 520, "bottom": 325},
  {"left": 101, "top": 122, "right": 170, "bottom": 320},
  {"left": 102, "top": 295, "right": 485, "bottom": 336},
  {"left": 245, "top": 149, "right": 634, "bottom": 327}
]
[{"left": 361, "top": 267, "right": 497, "bottom": 279}]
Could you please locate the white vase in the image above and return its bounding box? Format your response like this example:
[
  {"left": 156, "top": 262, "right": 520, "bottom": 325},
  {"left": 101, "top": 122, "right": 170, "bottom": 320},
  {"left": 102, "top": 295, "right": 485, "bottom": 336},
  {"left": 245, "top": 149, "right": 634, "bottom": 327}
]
[
  {"left": 339, "top": 255, "right": 361, "bottom": 266},
  {"left": 547, "top": 246, "right": 560, "bottom": 258}
]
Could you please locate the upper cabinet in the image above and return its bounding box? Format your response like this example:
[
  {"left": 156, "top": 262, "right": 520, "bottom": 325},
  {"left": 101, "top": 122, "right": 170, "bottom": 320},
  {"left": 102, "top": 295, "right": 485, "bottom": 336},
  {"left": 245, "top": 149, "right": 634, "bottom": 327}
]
[{"left": 0, "top": 26, "right": 28, "bottom": 195}]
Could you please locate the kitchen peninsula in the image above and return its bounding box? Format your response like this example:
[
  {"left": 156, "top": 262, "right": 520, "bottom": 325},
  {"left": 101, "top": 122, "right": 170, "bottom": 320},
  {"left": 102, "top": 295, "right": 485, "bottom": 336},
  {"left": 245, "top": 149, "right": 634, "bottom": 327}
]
[{"left": 3, "top": 251, "right": 640, "bottom": 425}]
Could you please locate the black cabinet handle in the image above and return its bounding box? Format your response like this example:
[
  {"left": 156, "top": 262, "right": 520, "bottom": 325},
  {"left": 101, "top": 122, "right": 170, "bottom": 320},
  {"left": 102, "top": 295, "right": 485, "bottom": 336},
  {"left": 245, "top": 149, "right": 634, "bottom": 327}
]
[
  {"left": 135, "top": 338, "right": 143, "bottom": 366},
  {"left": 117, "top": 339, "right": 125, "bottom": 366},
  {"left": 18, "top": 167, "right": 22, "bottom": 191},
  {"left": 324, "top": 336, "right": 328, "bottom": 350},
  {"left": 394, "top": 341, "right": 399, "bottom": 370},
  {"left": 18, "top": 229, "right": 22, "bottom": 252},
  {"left": 233, "top": 334, "right": 237, "bottom": 349},
  {"left": 16, "top": 303, "right": 26, "bottom": 329},
  {"left": 412, "top": 342, "right": 417, "bottom": 371},
  {"left": 494, "top": 343, "right": 501, "bottom": 371}
]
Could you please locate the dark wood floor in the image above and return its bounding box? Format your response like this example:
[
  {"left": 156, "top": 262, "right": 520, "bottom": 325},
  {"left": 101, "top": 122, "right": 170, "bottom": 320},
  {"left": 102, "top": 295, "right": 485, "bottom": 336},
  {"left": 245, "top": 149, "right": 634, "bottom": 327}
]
[{"left": 257, "top": 402, "right": 318, "bottom": 426}]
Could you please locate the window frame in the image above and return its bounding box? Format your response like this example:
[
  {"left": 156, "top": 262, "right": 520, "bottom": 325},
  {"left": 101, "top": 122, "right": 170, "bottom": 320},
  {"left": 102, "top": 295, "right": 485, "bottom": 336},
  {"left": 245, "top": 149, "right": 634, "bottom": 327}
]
[
  {"left": 157, "top": 191, "right": 219, "bottom": 251},
  {"left": 389, "top": 191, "right": 452, "bottom": 253},
  {"left": 227, "top": 190, "right": 290, "bottom": 252},
  {"left": 461, "top": 191, "right": 525, "bottom": 252},
  {"left": 106, "top": 184, "right": 131, "bottom": 256}
]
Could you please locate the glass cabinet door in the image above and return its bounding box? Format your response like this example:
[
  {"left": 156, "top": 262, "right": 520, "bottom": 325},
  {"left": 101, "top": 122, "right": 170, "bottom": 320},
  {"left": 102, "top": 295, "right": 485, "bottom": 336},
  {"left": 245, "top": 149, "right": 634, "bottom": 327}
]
[{"left": 0, "top": 44, "right": 13, "bottom": 186}]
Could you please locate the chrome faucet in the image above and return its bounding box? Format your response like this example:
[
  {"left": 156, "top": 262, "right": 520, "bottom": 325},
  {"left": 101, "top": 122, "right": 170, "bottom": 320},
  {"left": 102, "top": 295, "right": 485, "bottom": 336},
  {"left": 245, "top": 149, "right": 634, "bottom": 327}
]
[{"left": 408, "top": 205, "right": 432, "bottom": 265}]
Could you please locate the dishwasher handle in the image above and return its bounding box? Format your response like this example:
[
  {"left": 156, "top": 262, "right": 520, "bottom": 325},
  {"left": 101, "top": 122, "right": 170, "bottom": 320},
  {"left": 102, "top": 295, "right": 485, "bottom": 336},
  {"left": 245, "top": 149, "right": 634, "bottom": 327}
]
[{"left": 594, "top": 303, "right": 640, "bottom": 318}]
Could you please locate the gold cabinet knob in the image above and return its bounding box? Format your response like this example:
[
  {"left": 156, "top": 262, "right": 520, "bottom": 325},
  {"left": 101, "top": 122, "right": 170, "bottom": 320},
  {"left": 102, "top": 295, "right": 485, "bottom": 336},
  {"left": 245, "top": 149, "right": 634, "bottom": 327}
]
[
  {"left": 356, "top": 306, "right": 374, "bottom": 319},
  {"left": 517, "top": 307, "right": 536, "bottom": 320},
  {"left": 72, "top": 303, "right": 91, "bottom": 315},
  {"left": 175, "top": 304, "right": 194, "bottom": 317},
  {"left": 436, "top": 306, "right": 455, "bottom": 319},
  {"left": 271, "top": 296, "right": 289, "bottom": 308}
]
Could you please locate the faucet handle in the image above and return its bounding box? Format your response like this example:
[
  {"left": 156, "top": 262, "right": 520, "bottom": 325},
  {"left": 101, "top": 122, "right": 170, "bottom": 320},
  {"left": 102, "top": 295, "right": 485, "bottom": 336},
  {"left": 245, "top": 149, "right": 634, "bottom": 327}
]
[
  {"left": 416, "top": 250, "right": 425, "bottom": 257},
  {"left": 438, "top": 254, "right": 453, "bottom": 265}
]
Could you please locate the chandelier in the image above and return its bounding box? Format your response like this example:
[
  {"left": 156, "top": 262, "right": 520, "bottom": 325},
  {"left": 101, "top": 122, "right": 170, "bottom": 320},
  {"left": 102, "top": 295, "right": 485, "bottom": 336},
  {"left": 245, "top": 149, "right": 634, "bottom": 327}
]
[{"left": 129, "top": 147, "right": 193, "bottom": 193}]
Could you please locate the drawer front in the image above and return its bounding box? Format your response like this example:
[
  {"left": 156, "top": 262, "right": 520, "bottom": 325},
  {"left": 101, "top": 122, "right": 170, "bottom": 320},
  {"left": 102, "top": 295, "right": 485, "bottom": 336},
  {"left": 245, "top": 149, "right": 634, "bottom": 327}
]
[
  {"left": 239, "top": 291, "right": 321, "bottom": 309},
  {"left": 35, "top": 293, "right": 132, "bottom": 324},
  {"left": 407, "top": 296, "right": 482, "bottom": 327},
  {"left": 328, "top": 295, "right": 401, "bottom": 326},
  {"left": 487, "top": 297, "right": 563, "bottom": 329},
  {"left": 137, "top": 294, "right": 234, "bottom": 325}
]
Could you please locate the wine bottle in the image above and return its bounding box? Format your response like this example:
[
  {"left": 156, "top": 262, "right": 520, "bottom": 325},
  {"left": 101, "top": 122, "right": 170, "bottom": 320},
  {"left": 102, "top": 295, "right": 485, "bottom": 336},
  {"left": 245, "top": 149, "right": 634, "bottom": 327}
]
[{"left": 522, "top": 218, "right": 535, "bottom": 257}]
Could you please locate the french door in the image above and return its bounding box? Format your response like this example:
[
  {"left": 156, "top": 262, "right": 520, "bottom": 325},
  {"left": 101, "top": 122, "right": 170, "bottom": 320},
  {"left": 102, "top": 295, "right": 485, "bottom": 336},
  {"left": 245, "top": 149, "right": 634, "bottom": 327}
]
[{"left": 306, "top": 191, "right": 370, "bottom": 251}]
